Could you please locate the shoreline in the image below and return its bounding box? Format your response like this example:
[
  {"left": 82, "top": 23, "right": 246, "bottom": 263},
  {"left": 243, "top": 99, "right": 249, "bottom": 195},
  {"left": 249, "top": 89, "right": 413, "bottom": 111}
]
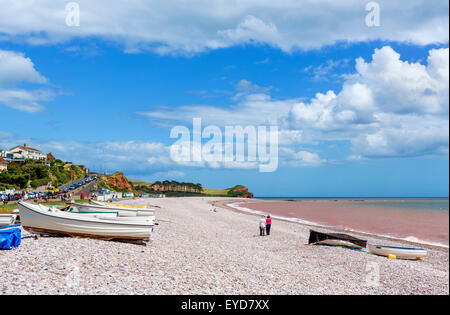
[{"left": 211, "top": 199, "right": 449, "bottom": 252}]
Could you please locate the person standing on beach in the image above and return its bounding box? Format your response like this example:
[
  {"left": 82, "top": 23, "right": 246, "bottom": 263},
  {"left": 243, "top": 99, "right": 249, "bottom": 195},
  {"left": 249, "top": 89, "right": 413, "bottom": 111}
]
[
  {"left": 259, "top": 216, "right": 266, "bottom": 236},
  {"left": 266, "top": 215, "right": 272, "bottom": 236}
]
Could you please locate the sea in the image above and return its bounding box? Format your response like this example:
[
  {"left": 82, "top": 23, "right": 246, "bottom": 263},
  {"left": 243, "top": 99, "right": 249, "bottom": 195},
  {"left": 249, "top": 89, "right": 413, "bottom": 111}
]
[
  {"left": 228, "top": 197, "right": 449, "bottom": 248},
  {"left": 257, "top": 197, "right": 449, "bottom": 213}
]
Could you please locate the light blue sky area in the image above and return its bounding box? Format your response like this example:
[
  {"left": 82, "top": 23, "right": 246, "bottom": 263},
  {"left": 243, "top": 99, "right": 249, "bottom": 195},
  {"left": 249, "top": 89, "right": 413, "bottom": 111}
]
[
  {"left": 184, "top": 156, "right": 450, "bottom": 198},
  {"left": 0, "top": 41, "right": 440, "bottom": 138},
  {"left": 0, "top": 2, "right": 448, "bottom": 197}
]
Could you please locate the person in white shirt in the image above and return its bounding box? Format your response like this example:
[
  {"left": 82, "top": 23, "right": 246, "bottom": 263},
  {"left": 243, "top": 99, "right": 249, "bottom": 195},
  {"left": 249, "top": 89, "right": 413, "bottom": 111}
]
[{"left": 259, "top": 216, "right": 266, "bottom": 236}]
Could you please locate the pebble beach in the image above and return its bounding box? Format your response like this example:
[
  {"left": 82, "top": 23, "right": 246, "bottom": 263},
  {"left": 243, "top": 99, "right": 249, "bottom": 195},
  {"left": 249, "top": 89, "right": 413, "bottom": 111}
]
[{"left": 1, "top": 197, "right": 448, "bottom": 295}]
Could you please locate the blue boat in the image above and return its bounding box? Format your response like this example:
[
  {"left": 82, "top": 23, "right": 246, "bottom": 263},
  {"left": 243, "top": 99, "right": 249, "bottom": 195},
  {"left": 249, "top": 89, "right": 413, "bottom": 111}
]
[
  {"left": 0, "top": 224, "right": 21, "bottom": 250},
  {"left": 369, "top": 244, "right": 427, "bottom": 260}
]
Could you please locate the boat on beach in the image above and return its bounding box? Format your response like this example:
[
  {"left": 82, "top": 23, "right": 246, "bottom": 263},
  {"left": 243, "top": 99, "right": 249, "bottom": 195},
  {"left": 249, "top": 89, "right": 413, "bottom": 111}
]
[
  {"left": 18, "top": 201, "right": 154, "bottom": 242},
  {"left": 72, "top": 201, "right": 155, "bottom": 218},
  {"left": 42, "top": 205, "right": 156, "bottom": 222},
  {"left": 0, "top": 224, "right": 21, "bottom": 250},
  {"left": 91, "top": 200, "right": 162, "bottom": 211},
  {"left": 90, "top": 200, "right": 150, "bottom": 209},
  {"left": 308, "top": 230, "right": 367, "bottom": 249},
  {"left": 368, "top": 244, "right": 427, "bottom": 260},
  {"left": 0, "top": 213, "right": 17, "bottom": 227}
]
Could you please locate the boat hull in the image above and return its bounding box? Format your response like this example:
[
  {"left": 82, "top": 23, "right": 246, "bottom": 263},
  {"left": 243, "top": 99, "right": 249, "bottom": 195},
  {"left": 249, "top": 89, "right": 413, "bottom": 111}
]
[
  {"left": 75, "top": 203, "right": 155, "bottom": 217},
  {"left": 317, "top": 239, "right": 363, "bottom": 249},
  {"left": 369, "top": 244, "right": 427, "bottom": 260},
  {"left": 0, "top": 214, "right": 16, "bottom": 227},
  {"left": 308, "top": 230, "right": 367, "bottom": 249},
  {"left": 18, "top": 201, "right": 153, "bottom": 241},
  {"left": 91, "top": 201, "right": 150, "bottom": 209}
]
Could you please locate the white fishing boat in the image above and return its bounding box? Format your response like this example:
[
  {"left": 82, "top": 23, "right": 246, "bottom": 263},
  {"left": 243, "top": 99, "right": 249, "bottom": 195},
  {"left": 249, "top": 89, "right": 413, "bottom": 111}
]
[
  {"left": 0, "top": 213, "right": 17, "bottom": 227},
  {"left": 60, "top": 206, "right": 157, "bottom": 222},
  {"left": 18, "top": 201, "right": 154, "bottom": 241},
  {"left": 73, "top": 202, "right": 155, "bottom": 218},
  {"left": 368, "top": 244, "right": 427, "bottom": 260},
  {"left": 91, "top": 200, "right": 154, "bottom": 211}
]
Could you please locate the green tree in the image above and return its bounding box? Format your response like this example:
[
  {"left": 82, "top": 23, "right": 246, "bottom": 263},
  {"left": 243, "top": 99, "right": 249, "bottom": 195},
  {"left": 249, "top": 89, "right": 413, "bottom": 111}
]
[
  {"left": 7, "top": 164, "right": 21, "bottom": 175},
  {"left": 13, "top": 174, "right": 30, "bottom": 188},
  {"left": 0, "top": 171, "right": 12, "bottom": 184}
]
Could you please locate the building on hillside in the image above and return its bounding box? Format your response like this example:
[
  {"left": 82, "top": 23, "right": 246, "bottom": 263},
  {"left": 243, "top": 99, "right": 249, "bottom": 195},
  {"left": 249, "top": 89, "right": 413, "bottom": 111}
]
[
  {"left": 47, "top": 152, "right": 56, "bottom": 162},
  {"left": 4, "top": 144, "right": 47, "bottom": 163},
  {"left": 0, "top": 157, "right": 9, "bottom": 172},
  {"left": 150, "top": 184, "right": 171, "bottom": 192},
  {"left": 0, "top": 149, "right": 7, "bottom": 159},
  {"left": 1, "top": 148, "right": 14, "bottom": 162},
  {"left": 78, "top": 165, "right": 90, "bottom": 175},
  {"left": 89, "top": 171, "right": 105, "bottom": 178}
]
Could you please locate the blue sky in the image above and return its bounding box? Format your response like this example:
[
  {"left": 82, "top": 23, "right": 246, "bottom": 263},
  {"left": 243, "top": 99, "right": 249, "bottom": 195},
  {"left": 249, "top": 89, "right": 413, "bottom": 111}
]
[{"left": 0, "top": 1, "right": 448, "bottom": 197}]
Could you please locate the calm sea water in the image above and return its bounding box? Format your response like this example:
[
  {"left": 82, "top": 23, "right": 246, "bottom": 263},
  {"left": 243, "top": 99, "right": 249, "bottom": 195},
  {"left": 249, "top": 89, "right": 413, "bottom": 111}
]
[
  {"left": 238, "top": 197, "right": 449, "bottom": 246},
  {"left": 256, "top": 198, "right": 449, "bottom": 213}
]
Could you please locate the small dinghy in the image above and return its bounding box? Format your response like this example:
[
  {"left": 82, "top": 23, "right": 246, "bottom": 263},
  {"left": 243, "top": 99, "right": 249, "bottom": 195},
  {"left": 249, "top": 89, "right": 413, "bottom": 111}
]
[
  {"left": 18, "top": 201, "right": 154, "bottom": 242},
  {"left": 74, "top": 201, "right": 155, "bottom": 217},
  {"left": 91, "top": 201, "right": 150, "bottom": 209},
  {"left": 0, "top": 213, "right": 17, "bottom": 227},
  {"left": 308, "top": 230, "right": 367, "bottom": 249},
  {"left": 0, "top": 224, "right": 21, "bottom": 250},
  {"left": 368, "top": 244, "right": 427, "bottom": 260}
]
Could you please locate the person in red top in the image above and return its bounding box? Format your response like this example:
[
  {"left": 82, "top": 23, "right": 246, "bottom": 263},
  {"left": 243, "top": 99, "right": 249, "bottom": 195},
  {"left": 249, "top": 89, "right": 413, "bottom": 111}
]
[{"left": 265, "top": 215, "right": 272, "bottom": 236}]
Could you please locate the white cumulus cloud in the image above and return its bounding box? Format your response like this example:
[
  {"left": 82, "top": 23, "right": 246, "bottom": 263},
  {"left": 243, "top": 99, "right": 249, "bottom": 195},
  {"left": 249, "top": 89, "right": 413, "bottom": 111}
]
[
  {"left": 0, "top": 0, "right": 447, "bottom": 54},
  {"left": 0, "top": 50, "right": 47, "bottom": 85},
  {"left": 140, "top": 46, "right": 449, "bottom": 162},
  {"left": 289, "top": 46, "right": 449, "bottom": 157},
  {"left": 0, "top": 49, "right": 52, "bottom": 113}
]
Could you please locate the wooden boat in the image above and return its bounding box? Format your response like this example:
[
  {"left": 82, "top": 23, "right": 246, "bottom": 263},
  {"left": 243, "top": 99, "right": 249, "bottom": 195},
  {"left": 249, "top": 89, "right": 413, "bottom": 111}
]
[
  {"left": 316, "top": 239, "right": 364, "bottom": 249},
  {"left": 90, "top": 200, "right": 160, "bottom": 212},
  {"left": 91, "top": 201, "right": 150, "bottom": 209},
  {"left": 18, "top": 201, "right": 154, "bottom": 241},
  {"left": 73, "top": 202, "right": 155, "bottom": 217},
  {"left": 61, "top": 204, "right": 156, "bottom": 222},
  {"left": 368, "top": 244, "right": 427, "bottom": 260},
  {"left": 308, "top": 230, "right": 367, "bottom": 249},
  {"left": 0, "top": 214, "right": 17, "bottom": 227}
]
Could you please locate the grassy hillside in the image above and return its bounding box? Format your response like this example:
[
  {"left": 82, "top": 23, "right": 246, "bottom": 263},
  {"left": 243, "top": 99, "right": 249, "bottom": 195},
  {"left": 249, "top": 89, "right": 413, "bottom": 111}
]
[
  {"left": 202, "top": 187, "right": 230, "bottom": 196},
  {"left": 128, "top": 180, "right": 153, "bottom": 187},
  {"left": 0, "top": 159, "right": 85, "bottom": 190}
]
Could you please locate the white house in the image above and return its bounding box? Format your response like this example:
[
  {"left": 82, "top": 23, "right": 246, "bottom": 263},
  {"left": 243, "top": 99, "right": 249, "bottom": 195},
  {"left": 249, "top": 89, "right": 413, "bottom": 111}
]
[
  {"left": 0, "top": 149, "right": 10, "bottom": 162},
  {"left": 0, "top": 157, "right": 8, "bottom": 172},
  {"left": 5, "top": 144, "right": 47, "bottom": 163}
]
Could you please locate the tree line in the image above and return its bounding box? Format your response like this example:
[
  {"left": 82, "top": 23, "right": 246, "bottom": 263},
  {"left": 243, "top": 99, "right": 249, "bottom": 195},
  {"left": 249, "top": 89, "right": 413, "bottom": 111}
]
[{"left": 151, "top": 180, "right": 203, "bottom": 193}]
